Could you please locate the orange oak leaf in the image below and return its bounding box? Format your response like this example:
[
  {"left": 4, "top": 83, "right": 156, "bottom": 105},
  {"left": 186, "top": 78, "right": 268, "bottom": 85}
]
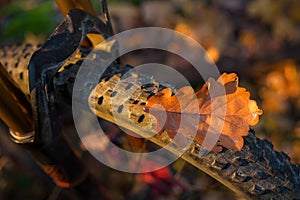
[{"left": 143, "top": 73, "right": 263, "bottom": 152}]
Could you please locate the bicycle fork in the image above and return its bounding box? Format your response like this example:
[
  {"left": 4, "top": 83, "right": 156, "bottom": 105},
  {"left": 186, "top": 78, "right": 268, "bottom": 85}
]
[{"left": 0, "top": 59, "right": 102, "bottom": 199}]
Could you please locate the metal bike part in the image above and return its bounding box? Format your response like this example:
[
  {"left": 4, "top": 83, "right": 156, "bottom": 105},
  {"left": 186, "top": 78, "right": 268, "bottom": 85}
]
[
  {"left": 24, "top": 9, "right": 114, "bottom": 191},
  {"left": 0, "top": 63, "right": 34, "bottom": 143}
]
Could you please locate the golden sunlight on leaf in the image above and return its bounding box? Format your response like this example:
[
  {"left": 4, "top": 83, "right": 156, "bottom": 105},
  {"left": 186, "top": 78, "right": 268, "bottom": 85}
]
[{"left": 142, "top": 73, "right": 262, "bottom": 152}]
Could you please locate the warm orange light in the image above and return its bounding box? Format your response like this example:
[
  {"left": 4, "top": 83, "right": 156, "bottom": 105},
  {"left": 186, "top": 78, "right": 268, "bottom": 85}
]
[
  {"left": 205, "top": 46, "right": 220, "bottom": 63},
  {"left": 175, "top": 23, "right": 198, "bottom": 41}
]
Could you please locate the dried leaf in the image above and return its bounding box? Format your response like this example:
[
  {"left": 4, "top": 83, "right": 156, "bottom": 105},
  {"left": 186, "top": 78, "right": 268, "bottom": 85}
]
[{"left": 143, "top": 73, "right": 262, "bottom": 152}]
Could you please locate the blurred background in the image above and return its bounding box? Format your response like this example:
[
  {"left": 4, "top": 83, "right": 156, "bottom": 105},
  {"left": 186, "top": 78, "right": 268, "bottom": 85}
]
[{"left": 0, "top": 0, "right": 300, "bottom": 199}]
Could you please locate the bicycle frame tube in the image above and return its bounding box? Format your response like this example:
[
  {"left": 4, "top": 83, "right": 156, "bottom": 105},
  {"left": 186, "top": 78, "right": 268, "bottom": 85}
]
[{"left": 0, "top": 63, "right": 34, "bottom": 143}]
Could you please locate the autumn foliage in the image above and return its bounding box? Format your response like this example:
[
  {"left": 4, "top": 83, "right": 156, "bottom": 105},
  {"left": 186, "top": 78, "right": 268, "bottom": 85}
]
[{"left": 143, "top": 73, "right": 262, "bottom": 152}]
